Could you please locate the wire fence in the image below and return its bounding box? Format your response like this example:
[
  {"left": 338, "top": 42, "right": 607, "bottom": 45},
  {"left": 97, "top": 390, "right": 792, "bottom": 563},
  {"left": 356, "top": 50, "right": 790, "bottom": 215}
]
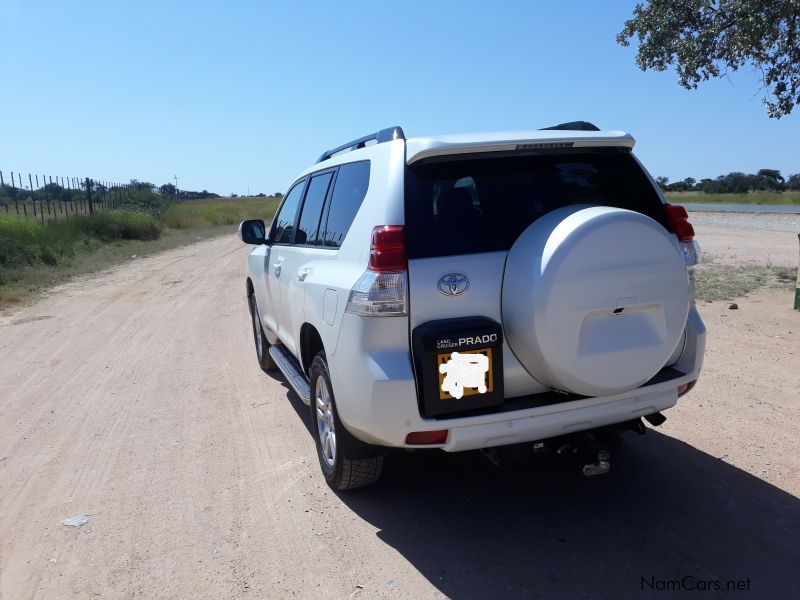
[{"left": 0, "top": 170, "right": 209, "bottom": 222}]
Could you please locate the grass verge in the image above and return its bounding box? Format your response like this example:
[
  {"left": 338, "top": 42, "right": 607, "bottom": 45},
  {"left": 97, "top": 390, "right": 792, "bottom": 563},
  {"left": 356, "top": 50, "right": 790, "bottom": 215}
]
[
  {"left": 694, "top": 262, "right": 797, "bottom": 301},
  {"left": 1, "top": 197, "right": 279, "bottom": 311},
  {"left": 666, "top": 191, "right": 800, "bottom": 205}
]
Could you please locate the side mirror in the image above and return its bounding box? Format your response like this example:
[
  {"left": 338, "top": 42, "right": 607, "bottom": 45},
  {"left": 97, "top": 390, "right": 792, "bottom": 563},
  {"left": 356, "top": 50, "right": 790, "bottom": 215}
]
[{"left": 238, "top": 219, "right": 267, "bottom": 245}]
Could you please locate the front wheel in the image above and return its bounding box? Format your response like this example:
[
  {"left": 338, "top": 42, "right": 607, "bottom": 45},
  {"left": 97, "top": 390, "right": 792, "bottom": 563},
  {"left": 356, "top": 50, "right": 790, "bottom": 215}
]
[
  {"left": 249, "top": 293, "right": 276, "bottom": 371},
  {"left": 309, "top": 352, "right": 383, "bottom": 490}
]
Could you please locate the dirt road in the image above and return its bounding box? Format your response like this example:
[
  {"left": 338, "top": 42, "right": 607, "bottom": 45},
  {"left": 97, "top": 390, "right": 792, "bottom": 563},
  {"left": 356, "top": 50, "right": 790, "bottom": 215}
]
[{"left": 1, "top": 232, "right": 798, "bottom": 599}]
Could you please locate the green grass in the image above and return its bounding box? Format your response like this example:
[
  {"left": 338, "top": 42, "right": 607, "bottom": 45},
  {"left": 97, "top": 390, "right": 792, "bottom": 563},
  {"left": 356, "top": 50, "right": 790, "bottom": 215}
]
[
  {"left": 694, "top": 262, "right": 797, "bottom": 301},
  {"left": 160, "top": 196, "right": 281, "bottom": 229},
  {"left": 666, "top": 191, "right": 800, "bottom": 205},
  {"left": 0, "top": 197, "right": 279, "bottom": 310}
]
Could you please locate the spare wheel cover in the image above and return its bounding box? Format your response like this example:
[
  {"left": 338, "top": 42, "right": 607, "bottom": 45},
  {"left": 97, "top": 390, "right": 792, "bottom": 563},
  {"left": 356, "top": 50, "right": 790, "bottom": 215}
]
[{"left": 502, "top": 205, "right": 689, "bottom": 397}]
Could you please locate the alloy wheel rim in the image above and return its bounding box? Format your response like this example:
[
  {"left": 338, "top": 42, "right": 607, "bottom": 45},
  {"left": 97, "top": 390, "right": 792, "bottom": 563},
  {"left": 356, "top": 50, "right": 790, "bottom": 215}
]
[{"left": 315, "top": 376, "right": 336, "bottom": 467}]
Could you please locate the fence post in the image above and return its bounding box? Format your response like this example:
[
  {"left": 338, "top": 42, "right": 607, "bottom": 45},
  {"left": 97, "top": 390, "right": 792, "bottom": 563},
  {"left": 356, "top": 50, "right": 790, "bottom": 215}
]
[
  {"left": 41, "top": 174, "right": 52, "bottom": 217},
  {"left": 29, "top": 174, "right": 43, "bottom": 223},
  {"left": 11, "top": 171, "right": 19, "bottom": 214},
  {"left": 0, "top": 171, "right": 6, "bottom": 213},
  {"left": 18, "top": 173, "right": 28, "bottom": 217},
  {"left": 795, "top": 234, "right": 800, "bottom": 310},
  {"left": 20, "top": 171, "right": 27, "bottom": 217},
  {"left": 85, "top": 177, "right": 94, "bottom": 215}
]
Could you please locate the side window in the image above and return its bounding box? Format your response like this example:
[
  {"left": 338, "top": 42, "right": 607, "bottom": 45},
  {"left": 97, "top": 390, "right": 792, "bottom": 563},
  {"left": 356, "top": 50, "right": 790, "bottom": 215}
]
[
  {"left": 295, "top": 171, "right": 334, "bottom": 245},
  {"left": 321, "top": 161, "right": 370, "bottom": 248},
  {"left": 272, "top": 179, "right": 306, "bottom": 244}
]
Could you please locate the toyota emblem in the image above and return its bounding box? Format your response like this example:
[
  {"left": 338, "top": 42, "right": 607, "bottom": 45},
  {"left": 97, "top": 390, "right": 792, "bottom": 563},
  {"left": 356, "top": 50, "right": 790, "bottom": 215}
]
[{"left": 437, "top": 273, "right": 470, "bottom": 296}]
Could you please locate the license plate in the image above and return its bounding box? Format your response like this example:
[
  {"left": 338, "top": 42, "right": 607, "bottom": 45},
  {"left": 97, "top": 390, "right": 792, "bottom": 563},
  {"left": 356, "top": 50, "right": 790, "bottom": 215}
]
[{"left": 436, "top": 348, "right": 494, "bottom": 400}]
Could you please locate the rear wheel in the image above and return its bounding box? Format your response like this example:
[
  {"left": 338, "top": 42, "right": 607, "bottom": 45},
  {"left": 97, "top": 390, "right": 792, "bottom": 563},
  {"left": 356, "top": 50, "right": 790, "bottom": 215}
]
[
  {"left": 309, "top": 352, "right": 383, "bottom": 490},
  {"left": 249, "top": 293, "right": 276, "bottom": 371}
]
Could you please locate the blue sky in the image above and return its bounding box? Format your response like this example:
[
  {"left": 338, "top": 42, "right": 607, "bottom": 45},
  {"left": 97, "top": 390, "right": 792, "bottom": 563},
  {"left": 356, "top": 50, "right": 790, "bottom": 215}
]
[{"left": 1, "top": 0, "right": 797, "bottom": 195}]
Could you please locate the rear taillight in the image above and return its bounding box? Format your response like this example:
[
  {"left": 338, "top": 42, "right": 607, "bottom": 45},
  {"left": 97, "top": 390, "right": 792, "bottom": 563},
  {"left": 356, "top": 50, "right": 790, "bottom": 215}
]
[
  {"left": 664, "top": 204, "right": 701, "bottom": 267},
  {"left": 346, "top": 225, "right": 408, "bottom": 317},
  {"left": 664, "top": 204, "right": 694, "bottom": 241},
  {"left": 369, "top": 225, "right": 406, "bottom": 272}
]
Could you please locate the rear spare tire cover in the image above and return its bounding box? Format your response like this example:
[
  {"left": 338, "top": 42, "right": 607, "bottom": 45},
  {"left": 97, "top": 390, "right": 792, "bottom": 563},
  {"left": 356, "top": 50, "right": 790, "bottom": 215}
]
[{"left": 502, "top": 205, "right": 689, "bottom": 397}]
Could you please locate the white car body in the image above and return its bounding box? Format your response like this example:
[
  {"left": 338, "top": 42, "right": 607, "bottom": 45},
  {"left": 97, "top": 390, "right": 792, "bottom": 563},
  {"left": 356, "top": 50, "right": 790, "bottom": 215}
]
[{"left": 243, "top": 125, "right": 705, "bottom": 458}]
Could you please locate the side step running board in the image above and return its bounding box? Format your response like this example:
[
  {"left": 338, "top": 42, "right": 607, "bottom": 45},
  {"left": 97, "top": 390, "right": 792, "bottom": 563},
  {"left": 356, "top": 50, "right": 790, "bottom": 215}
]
[{"left": 268, "top": 345, "right": 311, "bottom": 404}]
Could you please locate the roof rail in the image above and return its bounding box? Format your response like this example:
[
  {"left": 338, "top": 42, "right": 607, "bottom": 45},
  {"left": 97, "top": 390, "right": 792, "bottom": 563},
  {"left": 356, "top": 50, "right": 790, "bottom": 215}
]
[
  {"left": 540, "top": 121, "right": 600, "bottom": 132},
  {"left": 317, "top": 126, "right": 406, "bottom": 163}
]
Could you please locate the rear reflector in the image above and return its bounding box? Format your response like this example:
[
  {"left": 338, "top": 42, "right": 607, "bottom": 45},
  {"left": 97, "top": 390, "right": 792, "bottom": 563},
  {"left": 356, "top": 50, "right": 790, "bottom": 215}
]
[
  {"left": 405, "top": 430, "right": 448, "bottom": 445},
  {"left": 664, "top": 204, "right": 695, "bottom": 241},
  {"left": 369, "top": 225, "right": 406, "bottom": 272},
  {"left": 677, "top": 380, "right": 696, "bottom": 397}
]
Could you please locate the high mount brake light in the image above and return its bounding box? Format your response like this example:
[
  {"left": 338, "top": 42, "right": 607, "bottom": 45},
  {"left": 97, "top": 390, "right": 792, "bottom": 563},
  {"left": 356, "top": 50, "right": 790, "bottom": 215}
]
[
  {"left": 664, "top": 204, "right": 695, "bottom": 242},
  {"left": 369, "top": 225, "right": 407, "bottom": 272}
]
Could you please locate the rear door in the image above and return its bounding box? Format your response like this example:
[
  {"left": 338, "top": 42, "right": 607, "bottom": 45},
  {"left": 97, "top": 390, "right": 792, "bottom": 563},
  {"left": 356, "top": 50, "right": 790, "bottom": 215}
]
[{"left": 278, "top": 169, "right": 335, "bottom": 357}]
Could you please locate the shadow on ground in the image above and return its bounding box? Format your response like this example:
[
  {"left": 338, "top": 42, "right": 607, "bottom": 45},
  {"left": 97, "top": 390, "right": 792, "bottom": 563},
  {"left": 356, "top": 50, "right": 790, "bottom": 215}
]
[{"left": 276, "top": 372, "right": 798, "bottom": 598}]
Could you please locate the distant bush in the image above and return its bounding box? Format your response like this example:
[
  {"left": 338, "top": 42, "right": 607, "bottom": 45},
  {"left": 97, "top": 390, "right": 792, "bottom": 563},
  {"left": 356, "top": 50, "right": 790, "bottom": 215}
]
[
  {"left": 0, "top": 211, "right": 161, "bottom": 269},
  {"left": 64, "top": 212, "right": 162, "bottom": 242},
  {"left": 656, "top": 169, "right": 799, "bottom": 194}
]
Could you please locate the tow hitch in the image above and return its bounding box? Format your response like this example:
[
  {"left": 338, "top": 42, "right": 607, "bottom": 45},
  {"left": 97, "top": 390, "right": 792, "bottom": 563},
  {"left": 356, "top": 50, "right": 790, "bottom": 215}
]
[
  {"left": 554, "top": 433, "right": 613, "bottom": 477},
  {"left": 581, "top": 448, "right": 611, "bottom": 476}
]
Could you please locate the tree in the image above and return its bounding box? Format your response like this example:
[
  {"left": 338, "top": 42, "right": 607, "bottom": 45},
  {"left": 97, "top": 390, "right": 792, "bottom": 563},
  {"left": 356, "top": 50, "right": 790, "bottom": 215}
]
[
  {"left": 787, "top": 173, "right": 800, "bottom": 190},
  {"left": 159, "top": 183, "right": 177, "bottom": 197},
  {"left": 655, "top": 176, "right": 670, "bottom": 190},
  {"left": 755, "top": 168, "right": 785, "bottom": 190},
  {"left": 618, "top": 1, "right": 800, "bottom": 118},
  {"left": 718, "top": 171, "right": 751, "bottom": 193}
]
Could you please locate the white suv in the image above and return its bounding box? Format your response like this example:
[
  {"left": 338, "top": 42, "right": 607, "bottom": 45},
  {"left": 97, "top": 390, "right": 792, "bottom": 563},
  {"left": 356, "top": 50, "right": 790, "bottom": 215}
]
[{"left": 238, "top": 122, "right": 705, "bottom": 489}]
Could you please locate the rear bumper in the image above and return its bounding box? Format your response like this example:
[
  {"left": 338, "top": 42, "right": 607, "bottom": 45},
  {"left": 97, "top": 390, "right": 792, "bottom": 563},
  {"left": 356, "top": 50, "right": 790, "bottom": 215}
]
[
  {"left": 439, "top": 385, "right": 680, "bottom": 451},
  {"left": 329, "top": 307, "right": 705, "bottom": 451}
]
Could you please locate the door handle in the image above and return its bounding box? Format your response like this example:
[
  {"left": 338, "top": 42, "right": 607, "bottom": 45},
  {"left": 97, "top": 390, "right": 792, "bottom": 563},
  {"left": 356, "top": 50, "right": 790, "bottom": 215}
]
[
  {"left": 273, "top": 262, "right": 282, "bottom": 277},
  {"left": 297, "top": 267, "right": 311, "bottom": 281}
]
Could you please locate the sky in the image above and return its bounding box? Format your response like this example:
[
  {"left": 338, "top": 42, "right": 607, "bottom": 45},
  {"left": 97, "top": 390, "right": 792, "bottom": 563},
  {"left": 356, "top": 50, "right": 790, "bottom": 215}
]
[{"left": 1, "top": 0, "right": 798, "bottom": 196}]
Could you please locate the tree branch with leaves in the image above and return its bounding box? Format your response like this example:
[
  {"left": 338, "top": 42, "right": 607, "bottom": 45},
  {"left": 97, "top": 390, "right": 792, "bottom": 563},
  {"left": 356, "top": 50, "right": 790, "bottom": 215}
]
[{"left": 618, "top": 0, "right": 800, "bottom": 118}]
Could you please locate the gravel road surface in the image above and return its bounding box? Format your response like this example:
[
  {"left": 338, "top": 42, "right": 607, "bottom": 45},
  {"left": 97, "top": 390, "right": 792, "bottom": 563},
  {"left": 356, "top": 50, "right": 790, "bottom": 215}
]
[
  {"left": 693, "top": 211, "right": 800, "bottom": 266},
  {"left": 1, "top": 231, "right": 798, "bottom": 599}
]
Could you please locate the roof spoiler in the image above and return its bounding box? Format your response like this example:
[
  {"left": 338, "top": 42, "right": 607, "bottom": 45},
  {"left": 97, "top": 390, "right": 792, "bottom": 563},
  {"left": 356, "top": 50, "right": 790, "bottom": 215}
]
[
  {"left": 317, "top": 126, "right": 405, "bottom": 163},
  {"left": 540, "top": 121, "right": 600, "bottom": 131}
]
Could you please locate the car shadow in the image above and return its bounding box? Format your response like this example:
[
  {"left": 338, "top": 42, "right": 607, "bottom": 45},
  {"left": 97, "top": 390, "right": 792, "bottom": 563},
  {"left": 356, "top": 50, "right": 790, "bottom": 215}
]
[
  {"left": 271, "top": 369, "right": 798, "bottom": 597},
  {"left": 341, "top": 432, "right": 798, "bottom": 599}
]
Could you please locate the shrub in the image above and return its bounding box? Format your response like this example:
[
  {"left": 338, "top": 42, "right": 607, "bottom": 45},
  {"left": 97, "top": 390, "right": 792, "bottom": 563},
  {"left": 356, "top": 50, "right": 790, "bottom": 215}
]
[
  {"left": 0, "top": 211, "right": 161, "bottom": 271},
  {"left": 61, "top": 212, "right": 162, "bottom": 242}
]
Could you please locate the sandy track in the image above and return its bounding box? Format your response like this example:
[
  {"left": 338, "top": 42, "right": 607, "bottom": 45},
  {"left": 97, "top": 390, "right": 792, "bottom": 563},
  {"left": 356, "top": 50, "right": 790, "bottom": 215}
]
[
  {"left": 1, "top": 234, "right": 798, "bottom": 599},
  {"left": 692, "top": 212, "right": 800, "bottom": 266}
]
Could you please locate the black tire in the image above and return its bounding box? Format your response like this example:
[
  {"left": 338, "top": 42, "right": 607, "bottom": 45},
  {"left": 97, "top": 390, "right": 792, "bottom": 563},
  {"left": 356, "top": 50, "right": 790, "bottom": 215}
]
[
  {"left": 248, "top": 293, "right": 276, "bottom": 372},
  {"left": 309, "top": 352, "right": 383, "bottom": 490}
]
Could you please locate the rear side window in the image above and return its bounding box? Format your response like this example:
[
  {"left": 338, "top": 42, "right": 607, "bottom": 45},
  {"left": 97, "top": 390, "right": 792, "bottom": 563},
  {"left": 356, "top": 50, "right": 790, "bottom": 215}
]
[
  {"left": 405, "top": 151, "right": 665, "bottom": 259},
  {"left": 272, "top": 179, "right": 306, "bottom": 244},
  {"left": 321, "top": 161, "right": 370, "bottom": 248},
  {"left": 296, "top": 171, "right": 334, "bottom": 245}
]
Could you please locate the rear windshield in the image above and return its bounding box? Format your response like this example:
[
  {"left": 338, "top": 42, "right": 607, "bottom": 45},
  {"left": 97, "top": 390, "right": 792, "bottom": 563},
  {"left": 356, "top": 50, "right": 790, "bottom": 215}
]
[{"left": 405, "top": 151, "right": 665, "bottom": 259}]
